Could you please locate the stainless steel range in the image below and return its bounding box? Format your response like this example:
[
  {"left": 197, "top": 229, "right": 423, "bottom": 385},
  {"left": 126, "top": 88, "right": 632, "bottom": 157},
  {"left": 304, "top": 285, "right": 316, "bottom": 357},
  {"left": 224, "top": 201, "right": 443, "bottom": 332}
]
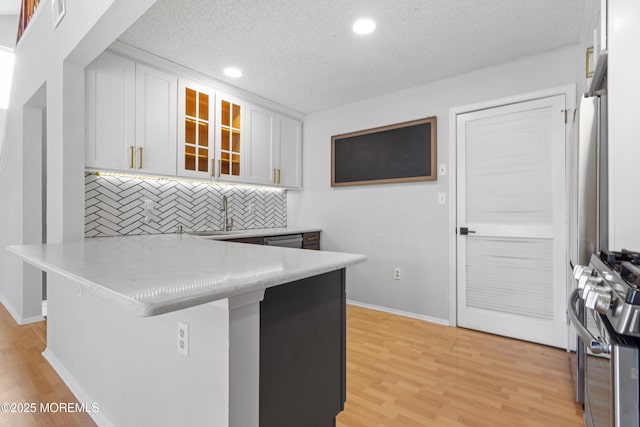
[{"left": 569, "top": 249, "right": 640, "bottom": 427}]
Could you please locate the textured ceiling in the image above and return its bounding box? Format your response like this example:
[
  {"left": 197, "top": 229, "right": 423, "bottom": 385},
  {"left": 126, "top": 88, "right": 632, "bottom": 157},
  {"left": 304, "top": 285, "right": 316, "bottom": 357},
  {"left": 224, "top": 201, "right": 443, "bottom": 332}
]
[{"left": 119, "top": 0, "right": 585, "bottom": 114}]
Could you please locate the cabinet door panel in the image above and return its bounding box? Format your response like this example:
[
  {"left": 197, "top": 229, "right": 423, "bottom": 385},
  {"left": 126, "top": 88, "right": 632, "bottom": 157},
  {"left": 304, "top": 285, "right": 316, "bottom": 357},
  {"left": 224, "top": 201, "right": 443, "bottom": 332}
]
[
  {"left": 246, "top": 104, "right": 276, "bottom": 185},
  {"left": 178, "top": 79, "right": 215, "bottom": 179},
  {"left": 278, "top": 115, "right": 302, "bottom": 188},
  {"left": 136, "top": 64, "right": 177, "bottom": 176},
  {"left": 216, "top": 93, "right": 244, "bottom": 182},
  {"left": 85, "top": 52, "right": 135, "bottom": 170}
]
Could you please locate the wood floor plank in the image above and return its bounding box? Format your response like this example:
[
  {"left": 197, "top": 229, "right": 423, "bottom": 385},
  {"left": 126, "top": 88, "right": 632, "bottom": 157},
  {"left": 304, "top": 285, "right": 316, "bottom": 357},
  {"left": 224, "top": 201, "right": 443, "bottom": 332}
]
[
  {"left": 0, "top": 305, "right": 96, "bottom": 427},
  {"left": 336, "top": 305, "right": 583, "bottom": 427},
  {"left": 0, "top": 302, "right": 582, "bottom": 426}
]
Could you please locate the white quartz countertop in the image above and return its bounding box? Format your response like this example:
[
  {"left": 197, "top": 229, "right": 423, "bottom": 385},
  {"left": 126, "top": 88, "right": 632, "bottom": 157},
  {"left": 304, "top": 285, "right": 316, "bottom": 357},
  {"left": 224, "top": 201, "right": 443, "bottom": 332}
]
[
  {"left": 202, "top": 227, "right": 321, "bottom": 240},
  {"left": 7, "top": 234, "right": 365, "bottom": 317}
]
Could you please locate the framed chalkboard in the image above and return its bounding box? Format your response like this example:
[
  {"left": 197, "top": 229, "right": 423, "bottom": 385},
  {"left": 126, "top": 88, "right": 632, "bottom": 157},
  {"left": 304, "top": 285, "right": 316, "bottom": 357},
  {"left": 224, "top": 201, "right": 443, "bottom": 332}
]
[{"left": 331, "top": 117, "right": 437, "bottom": 187}]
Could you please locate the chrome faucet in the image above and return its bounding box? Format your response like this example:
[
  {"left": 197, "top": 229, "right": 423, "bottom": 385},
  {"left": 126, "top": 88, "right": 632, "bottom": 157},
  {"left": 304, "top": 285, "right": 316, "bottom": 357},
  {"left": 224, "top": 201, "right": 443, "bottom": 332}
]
[{"left": 221, "top": 195, "right": 233, "bottom": 231}]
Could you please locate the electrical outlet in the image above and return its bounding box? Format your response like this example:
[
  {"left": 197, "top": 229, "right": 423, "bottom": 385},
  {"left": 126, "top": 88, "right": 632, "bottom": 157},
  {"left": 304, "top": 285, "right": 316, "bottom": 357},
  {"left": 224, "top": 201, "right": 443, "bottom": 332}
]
[
  {"left": 394, "top": 268, "right": 401, "bottom": 280},
  {"left": 177, "top": 322, "right": 189, "bottom": 357},
  {"left": 438, "top": 164, "right": 447, "bottom": 176},
  {"left": 438, "top": 193, "right": 446, "bottom": 205},
  {"left": 248, "top": 202, "right": 255, "bottom": 214},
  {"left": 144, "top": 199, "right": 154, "bottom": 210}
]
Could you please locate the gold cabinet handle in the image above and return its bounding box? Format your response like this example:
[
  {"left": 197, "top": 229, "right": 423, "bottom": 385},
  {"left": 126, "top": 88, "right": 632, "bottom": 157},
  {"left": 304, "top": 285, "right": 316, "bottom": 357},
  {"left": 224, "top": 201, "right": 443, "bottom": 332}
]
[
  {"left": 306, "top": 236, "right": 318, "bottom": 241},
  {"left": 211, "top": 159, "right": 215, "bottom": 177},
  {"left": 273, "top": 168, "right": 276, "bottom": 184},
  {"left": 217, "top": 160, "right": 221, "bottom": 177},
  {"left": 277, "top": 169, "right": 281, "bottom": 185},
  {"left": 138, "top": 147, "right": 143, "bottom": 169},
  {"left": 129, "top": 146, "right": 134, "bottom": 168}
]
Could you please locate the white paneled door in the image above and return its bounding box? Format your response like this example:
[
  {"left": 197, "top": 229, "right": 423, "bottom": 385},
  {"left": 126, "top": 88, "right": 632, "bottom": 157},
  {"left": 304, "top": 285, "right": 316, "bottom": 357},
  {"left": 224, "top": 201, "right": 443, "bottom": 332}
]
[{"left": 456, "top": 94, "right": 568, "bottom": 348}]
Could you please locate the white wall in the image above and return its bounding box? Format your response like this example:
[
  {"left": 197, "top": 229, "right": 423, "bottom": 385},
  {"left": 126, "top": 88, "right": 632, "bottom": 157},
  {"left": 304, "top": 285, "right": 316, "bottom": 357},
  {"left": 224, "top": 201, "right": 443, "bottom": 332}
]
[
  {"left": 608, "top": 0, "right": 640, "bottom": 250},
  {"left": 0, "top": 13, "right": 17, "bottom": 179},
  {"left": 46, "top": 274, "right": 231, "bottom": 427},
  {"left": 0, "top": 15, "right": 18, "bottom": 49},
  {"left": 0, "top": 17, "right": 15, "bottom": 152},
  {"left": 289, "top": 45, "right": 582, "bottom": 322},
  {"left": 0, "top": 0, "right": 157, "bottom": 322},
  {"left": 21, "top": 91, "right": 47, "bottom": 322},
  {"left": 0, "top": 110, "right": 5, "bottom": 136}
]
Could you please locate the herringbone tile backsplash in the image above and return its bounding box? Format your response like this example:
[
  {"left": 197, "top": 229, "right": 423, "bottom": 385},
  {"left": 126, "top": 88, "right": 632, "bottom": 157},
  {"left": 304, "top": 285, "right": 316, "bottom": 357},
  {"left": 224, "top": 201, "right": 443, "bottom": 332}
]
[{"left": 85, "top": 173, "right": 287, "bottom": 237}]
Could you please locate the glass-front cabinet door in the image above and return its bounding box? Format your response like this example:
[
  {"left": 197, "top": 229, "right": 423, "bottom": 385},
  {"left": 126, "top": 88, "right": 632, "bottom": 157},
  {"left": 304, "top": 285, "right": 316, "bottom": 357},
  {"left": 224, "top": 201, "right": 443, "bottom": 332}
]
[
  {"left": 216, "top": 92, "right": 244, "bottom": 182},
  {"left": 178, "top": 79, "right": 215, "bottom": 179}
]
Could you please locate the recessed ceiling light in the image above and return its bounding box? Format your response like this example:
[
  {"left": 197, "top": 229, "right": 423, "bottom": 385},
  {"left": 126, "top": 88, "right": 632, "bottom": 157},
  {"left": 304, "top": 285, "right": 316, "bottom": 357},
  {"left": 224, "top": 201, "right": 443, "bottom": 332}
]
[
  {"left": 224, "top": 67, "right": 242, "bottom": 78},
  {"left": 353, "top": 18, "right": 376, "bottom": 35}
]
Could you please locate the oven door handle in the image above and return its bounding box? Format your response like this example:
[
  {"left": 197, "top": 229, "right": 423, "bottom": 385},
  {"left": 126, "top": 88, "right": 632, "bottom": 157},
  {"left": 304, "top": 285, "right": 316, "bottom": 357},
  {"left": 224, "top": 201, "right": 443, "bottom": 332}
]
[{"left": 568, "top": 288, "right": 611, "bottom": 355}]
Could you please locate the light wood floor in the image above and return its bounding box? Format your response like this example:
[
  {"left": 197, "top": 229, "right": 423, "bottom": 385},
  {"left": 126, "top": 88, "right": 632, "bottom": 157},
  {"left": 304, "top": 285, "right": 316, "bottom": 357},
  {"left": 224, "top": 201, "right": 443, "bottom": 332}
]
[
  {"left": 337, "top": 306, "right": 583, "bottom": 427},
  {"left": 0, "top": 304, "right": 94, "bottom": 426},
  {"left": 0, "top": 303, "right": 582, "bottom": 426}
]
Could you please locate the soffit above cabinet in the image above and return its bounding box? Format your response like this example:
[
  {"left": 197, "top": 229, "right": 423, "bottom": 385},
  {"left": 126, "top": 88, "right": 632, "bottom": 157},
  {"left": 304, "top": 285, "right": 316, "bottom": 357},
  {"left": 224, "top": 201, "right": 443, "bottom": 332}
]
[{"left": 118, "top": 0, "right": 584, "bottom": 114}]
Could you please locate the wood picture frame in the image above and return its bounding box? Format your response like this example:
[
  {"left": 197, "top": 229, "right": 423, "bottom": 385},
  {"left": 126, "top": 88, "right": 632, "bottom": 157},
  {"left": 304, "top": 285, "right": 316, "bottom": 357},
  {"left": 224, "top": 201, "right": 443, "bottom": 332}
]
[{"left": 331, "top": 116, "right": 437, "bottom": 187}]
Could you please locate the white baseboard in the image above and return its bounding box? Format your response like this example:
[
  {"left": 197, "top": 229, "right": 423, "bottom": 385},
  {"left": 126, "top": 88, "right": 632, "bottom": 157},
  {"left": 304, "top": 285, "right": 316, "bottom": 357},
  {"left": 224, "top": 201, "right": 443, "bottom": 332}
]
[
  {"left": 346, "top": 299, "right": 450, "bottom": 326},
  {"left": 0, "top": 292, "right": 22, "bottom": 324},
  {"left": 0, "top": 292, "right": 44, "bottom": 325},
  {"left": 21, "top": 313, "right": 45, "bottom": 324},
  {"left": 42, "top": 348, "right": 115, "bottom": 427}
]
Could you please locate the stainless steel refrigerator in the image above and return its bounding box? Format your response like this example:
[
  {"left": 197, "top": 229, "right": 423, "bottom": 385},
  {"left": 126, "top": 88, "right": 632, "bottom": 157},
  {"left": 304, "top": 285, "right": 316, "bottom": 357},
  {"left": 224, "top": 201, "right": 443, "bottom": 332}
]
[{"left": 572, "top": 92, "right": 608, "bottom": 404}]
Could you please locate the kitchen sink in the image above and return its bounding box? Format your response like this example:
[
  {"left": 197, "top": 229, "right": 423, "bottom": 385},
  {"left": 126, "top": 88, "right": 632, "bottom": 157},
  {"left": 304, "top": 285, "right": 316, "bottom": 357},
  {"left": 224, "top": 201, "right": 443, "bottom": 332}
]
[{"left": 186, "top": 230, "right": 234, "bottom": 236}]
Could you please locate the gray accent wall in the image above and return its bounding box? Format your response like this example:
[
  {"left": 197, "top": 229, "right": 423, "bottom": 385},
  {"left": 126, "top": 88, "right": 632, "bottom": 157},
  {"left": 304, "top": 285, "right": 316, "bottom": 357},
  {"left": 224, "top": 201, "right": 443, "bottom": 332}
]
[
  {"left": 85, "top": 173, "right": 286, "bottom": 237},
  {"left": 287, "top": 45, "right": 582, "bottom": 324}
]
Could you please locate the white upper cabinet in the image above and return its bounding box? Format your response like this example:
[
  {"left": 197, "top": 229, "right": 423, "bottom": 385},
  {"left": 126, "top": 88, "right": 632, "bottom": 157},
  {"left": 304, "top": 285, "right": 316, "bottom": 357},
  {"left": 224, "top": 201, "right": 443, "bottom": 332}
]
[
  {"left": 245, "top": 107, "right": 302, "bottom": 189},
  {"left": 276, "top": 115, "right": 302, "bottom": 189},
  {"left": 135, "top": 64, "right": 177, "bottom": 176},
  {"left": 246, "top": 103, "right": 277, "bottom": 186},
  {"left": 177, "top": 79, "right": 215, "bottom": 179},
  {"left": 85, "top": 52, "right": 135, "bottom": 171},
  {"left": 215, "top": 92, "right": 244, "bottom": 182},
  {"left": 85, "top": 53, "right": 177, "bottom": 176},
  {"left": 85, "top": 50, "right": 302, "bottom": 188}
]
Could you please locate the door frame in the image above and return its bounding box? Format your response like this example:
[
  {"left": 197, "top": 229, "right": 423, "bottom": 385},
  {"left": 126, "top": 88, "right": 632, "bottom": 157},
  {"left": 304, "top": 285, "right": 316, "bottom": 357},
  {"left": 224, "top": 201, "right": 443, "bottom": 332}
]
[{"left": 447, "top": 85, "right": 576, "bottom": 346}]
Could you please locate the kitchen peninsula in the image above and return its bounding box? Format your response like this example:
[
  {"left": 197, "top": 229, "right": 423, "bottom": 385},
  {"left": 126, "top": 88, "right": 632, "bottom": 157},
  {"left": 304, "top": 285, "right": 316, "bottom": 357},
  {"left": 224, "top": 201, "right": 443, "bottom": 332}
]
[{"left": 8, "top": 234, "right": 365, "bottom": 427}]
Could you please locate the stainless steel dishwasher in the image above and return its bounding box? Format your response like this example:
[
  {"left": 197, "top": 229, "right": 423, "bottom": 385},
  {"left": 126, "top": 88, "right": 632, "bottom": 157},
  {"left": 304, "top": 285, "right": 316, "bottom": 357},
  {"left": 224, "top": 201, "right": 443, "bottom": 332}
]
[{"left": 264, "top": 234, "right": 303, "bottom": 249}]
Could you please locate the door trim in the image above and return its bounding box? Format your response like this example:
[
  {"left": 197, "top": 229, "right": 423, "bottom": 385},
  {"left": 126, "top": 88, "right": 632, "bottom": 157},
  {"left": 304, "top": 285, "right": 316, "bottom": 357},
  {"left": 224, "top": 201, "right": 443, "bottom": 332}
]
[{"left": 447, "top": 85, "right": 576, "bottom": 336}]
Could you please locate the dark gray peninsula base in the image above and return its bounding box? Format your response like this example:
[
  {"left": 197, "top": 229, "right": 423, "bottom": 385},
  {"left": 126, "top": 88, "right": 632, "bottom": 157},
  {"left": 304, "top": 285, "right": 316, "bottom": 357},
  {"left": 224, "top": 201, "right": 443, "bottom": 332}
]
[{"left": 260, "top": 269, "right": 346, "bottom": 427}]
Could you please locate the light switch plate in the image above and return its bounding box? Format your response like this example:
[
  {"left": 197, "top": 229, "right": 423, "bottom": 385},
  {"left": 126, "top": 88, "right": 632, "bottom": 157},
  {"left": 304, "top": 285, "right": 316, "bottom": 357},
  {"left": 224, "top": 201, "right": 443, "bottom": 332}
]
[
  {"left": 438, "top": 164, "right": 447, "bottom": 176},
  {"left": 52, "top": 0, "right": 66, "bottom": 28},
  {"left": 438, "top": 193, "right": 446, "bottom": 205}
]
